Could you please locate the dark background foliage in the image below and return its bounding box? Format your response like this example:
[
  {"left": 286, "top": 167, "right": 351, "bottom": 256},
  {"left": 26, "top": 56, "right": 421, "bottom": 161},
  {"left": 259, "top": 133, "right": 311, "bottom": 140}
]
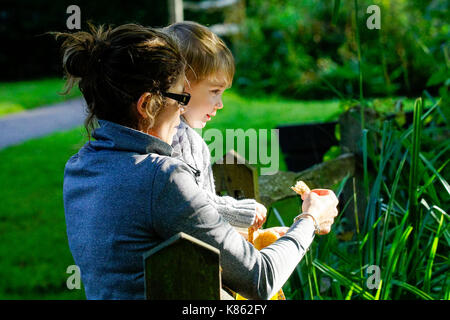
[
  {"left": 0, "top": 0, "right": 169, "bottom": 81},
  {"left": 233, "top": 0, "right": 448, "bottom": 99},
  {"left": 0, "top": 0, "right": 448, "bottom": 99}
]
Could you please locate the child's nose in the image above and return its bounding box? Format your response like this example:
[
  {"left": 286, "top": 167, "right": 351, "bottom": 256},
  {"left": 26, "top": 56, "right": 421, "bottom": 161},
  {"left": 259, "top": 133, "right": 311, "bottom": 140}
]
[{"left": 215, "top": 99, "right": 223, "bottom": 109}]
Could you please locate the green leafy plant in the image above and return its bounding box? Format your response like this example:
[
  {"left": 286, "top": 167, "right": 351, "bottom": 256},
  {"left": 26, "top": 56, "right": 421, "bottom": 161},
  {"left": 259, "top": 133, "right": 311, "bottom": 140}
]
[
  {"left": 233, "top": 0, "right": 448, "bottom": 100},
  {"left": 268, "top": 0, "right": 449, "bottom": 300},
  {"left": 274, "top": 97, "right": 448, "bottom": 300}
]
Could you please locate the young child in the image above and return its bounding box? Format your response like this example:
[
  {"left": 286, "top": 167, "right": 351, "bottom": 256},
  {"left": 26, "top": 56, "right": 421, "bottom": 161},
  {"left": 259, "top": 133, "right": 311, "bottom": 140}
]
[{"left": 164, "top": 21, "right": 267, "bottom": 232}]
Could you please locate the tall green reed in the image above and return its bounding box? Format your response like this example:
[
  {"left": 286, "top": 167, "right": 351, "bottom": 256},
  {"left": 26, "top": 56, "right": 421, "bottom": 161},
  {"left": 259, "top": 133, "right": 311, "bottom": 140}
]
[
  {"left": 293, "top": 98, "right": 448, "bottom": 300},
  {"left": 278, "top": 0, "right": 449, "bottom": 300}
]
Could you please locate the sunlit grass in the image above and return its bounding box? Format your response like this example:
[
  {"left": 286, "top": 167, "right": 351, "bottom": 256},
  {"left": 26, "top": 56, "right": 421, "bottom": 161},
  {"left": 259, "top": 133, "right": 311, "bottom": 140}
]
[
  {"left": 0, "top": 127, "right": 87, "bottom": 299},
  {"left": 0, "top": 78, "right": 81, "bottom": 117}
]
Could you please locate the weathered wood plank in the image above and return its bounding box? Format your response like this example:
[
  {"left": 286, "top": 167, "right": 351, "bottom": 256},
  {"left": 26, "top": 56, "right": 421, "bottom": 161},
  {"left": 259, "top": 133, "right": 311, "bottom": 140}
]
[
  {"left": 339, "top": 107, "right": 378, "bottom": 230},
  {"left": 212, "top": 150, "right": 260, "bottom": 202},
  {"left": 144, "top": 232, "right": 221, "bottom": 300},
  {"left": 258, "top": 153, "right": 355, "bottom": 208}
]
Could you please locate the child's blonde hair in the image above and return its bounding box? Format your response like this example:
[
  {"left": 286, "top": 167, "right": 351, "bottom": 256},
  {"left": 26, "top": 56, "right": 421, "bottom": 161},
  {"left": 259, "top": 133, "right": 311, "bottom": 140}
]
[{"left": 164, "top": 21, "right": 235, "bottom": 87}]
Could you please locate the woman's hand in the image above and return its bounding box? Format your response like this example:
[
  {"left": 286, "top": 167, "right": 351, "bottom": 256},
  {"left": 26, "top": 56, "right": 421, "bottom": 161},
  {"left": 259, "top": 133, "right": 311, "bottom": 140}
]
[
  {"left": 301, "top": 189, "right": 339, "bottom": 235},
  {"left": 251, "top": 202, "right": 267, "bottom": 230}
]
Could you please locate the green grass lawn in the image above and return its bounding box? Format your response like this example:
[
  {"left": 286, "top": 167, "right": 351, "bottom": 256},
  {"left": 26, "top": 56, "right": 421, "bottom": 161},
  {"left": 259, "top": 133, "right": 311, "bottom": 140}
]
[
  {"left": 0, "top": 127, "right": 88, "bottom": 299},
  {"left": 218, "top": 90, "right": 342, "bottom": 127},
  {"left": 0, "top": 78, "right": 81, "bottom": 116}
]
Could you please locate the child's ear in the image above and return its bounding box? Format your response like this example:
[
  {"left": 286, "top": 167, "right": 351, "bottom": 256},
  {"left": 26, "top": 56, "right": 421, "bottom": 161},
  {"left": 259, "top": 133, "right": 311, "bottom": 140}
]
[{"left": 136, "top": 92, "right": 151, "bottom": 118}]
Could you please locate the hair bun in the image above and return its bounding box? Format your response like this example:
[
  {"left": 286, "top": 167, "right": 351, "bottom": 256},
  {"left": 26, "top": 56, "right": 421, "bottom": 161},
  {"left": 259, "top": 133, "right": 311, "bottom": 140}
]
[
  {"left": 91, "top": 39, "right": 111, "bottom": 64},
  {"left": 64, "top": 47, "right": 90, "bottom": 77},
  {"left": 57, "top": 28, "right": 112, "bottom": 78},
  {"left": 58, "top": 32, "right": 96, "bottom": 78}
]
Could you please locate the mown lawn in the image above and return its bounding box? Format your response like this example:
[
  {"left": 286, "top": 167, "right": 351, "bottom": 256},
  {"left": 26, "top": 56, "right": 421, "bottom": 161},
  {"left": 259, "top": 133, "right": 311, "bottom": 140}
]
[
  {"left": 0, "top": 78, "right": 81, "bottom": 116},
  {"left": 0, "top": 127, "right": 88, "bottom": 299}
]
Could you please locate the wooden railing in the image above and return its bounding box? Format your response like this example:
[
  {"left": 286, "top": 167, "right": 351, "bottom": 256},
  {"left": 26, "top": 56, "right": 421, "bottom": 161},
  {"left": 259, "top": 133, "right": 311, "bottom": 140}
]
[{"left": 144, "top": 232, "right": 222, "bottom": 299}]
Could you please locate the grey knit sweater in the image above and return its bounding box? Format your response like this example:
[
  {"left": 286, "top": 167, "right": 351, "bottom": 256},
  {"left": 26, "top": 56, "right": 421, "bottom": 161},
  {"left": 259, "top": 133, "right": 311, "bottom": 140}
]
[{"left": 172, "top": 117, "right": 257, "bottom": 228}]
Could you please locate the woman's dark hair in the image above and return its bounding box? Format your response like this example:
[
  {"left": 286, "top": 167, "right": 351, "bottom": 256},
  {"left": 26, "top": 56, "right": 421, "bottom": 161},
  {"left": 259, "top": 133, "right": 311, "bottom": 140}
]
[{"left": 52, "top": 23, "right": 185, "bottom": 140}]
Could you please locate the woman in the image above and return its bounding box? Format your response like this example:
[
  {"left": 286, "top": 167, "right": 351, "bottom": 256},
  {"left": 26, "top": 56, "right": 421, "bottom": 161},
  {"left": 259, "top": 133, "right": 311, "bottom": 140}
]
[{"left": 59, "top": 23, "right": 339, "bottom": 300}]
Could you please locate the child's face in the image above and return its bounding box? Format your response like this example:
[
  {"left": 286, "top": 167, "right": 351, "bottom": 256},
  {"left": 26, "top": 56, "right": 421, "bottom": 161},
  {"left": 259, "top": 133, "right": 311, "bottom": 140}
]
[{"left": 182, "top": 76, "right": 228, "bottom": 128}]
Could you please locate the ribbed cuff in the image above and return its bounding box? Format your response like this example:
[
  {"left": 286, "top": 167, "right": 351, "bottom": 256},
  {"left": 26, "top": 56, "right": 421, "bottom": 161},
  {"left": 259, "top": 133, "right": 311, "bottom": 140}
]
[
  {"left": 231, "top": 198, "right": 257, "bottom": 228},
  {"left": 210, "top": 196, "right": 257, "bottom": 228}
]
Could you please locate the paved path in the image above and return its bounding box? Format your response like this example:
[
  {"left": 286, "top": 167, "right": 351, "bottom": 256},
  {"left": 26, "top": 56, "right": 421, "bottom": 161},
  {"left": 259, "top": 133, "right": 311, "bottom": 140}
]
[{"left": 0, "top": 98, "right": 86, "bottom": 149}]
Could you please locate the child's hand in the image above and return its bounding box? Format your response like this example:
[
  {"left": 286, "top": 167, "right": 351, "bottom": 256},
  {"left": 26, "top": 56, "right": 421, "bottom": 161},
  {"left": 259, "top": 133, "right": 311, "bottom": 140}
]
[{"left": 252, "top": 202, "right": 267, "bottom": 230}]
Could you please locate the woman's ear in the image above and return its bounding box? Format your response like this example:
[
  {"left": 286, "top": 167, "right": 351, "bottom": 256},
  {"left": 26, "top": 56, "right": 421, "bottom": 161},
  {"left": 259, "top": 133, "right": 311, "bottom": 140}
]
[
  {"left": 184, "top": 78, "right": 192, "bottom": 93},
  {"left": 136, "top": 92, "right": 151, "bottom": 118}
]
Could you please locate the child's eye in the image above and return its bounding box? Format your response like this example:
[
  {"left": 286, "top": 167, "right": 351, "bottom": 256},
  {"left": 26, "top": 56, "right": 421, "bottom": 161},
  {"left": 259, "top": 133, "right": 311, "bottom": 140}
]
[{"left": 211, "top": 90, "right": 220, "bottom": 95}]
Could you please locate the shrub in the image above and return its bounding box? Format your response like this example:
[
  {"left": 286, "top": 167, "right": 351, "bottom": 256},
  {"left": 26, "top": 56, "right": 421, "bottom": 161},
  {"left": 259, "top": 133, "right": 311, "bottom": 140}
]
[{"left": 232, "top": 0, "right": 449, "bottom": 100}]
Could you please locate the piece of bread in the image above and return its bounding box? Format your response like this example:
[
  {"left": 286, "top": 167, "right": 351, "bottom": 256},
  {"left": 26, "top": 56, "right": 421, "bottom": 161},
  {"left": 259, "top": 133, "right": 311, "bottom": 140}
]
[
  {"left": 245, "top": 228, "right": 284, "bottom": 300},
  {"left": 248, "top": 228, "right": 280, "bottom": 250},
  {"left": 238, "top": 227, "right": 285, "bottom": 300},
  {"left": 291, "top": 180, "right": 310, "bottom": 196},
  {"left": 253, "top": 229, "right": 280, "bottom": 250}
]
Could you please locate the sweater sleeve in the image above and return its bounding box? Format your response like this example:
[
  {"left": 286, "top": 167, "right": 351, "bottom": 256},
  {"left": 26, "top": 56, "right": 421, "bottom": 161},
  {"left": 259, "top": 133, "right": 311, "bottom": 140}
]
[
  {"left": 151, "top": 159, "right": 315, "bottom": 300},
  {"left": 206, "top": 192, "right": 257, "bottom": 228}
]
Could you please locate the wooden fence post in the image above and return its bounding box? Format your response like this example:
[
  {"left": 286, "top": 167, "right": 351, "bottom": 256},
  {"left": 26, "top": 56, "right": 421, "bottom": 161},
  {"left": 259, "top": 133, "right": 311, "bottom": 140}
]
[
  {"left": 144, "top": 232, "right": 221, "bottom": 300},
  {"left": 212, "top": 149, "right": 260, "bottom": 202},
  {"left": 168, "top": 0, "right": 184, "bottom": 23},
  {"left": 339, "top": 106, "right": 378, "bottom": 231}
]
